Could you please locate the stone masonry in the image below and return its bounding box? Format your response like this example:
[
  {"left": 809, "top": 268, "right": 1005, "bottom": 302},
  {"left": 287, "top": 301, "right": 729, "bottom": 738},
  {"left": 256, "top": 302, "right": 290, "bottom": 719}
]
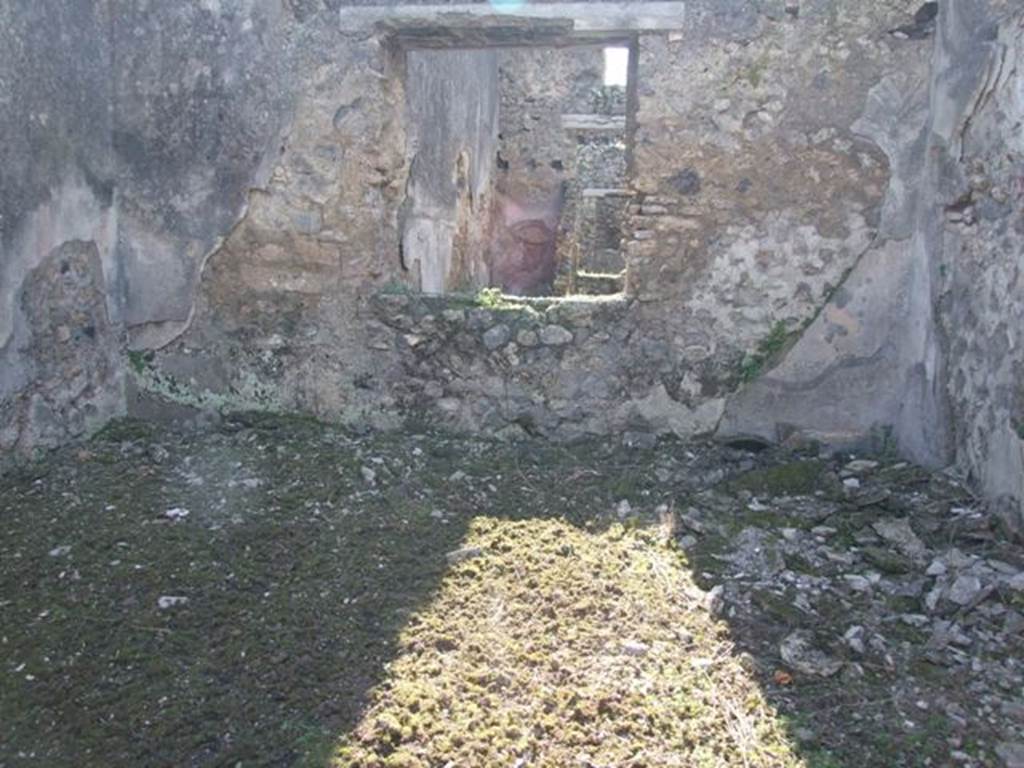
[{"left": 0, "top": 1, "right": 1021, "bottom": 535}]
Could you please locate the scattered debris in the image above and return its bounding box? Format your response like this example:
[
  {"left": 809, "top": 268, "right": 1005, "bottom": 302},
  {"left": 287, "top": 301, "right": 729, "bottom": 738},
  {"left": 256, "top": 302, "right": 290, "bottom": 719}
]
[
  {"left": 779, "top": 630, "right": 843, "bottom": 677},
  {"left": 1, "top": 416, "right": 1020, "bottom": 766},
  {"left": 157, "top": 596, "right": 189, "bottom": 610}
]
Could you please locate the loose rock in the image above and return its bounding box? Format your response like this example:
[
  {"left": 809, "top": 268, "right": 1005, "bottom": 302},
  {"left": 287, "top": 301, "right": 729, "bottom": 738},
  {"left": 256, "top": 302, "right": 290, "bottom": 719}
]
[
  {"left": 947, "top": 574, "right": 984, "bottom": 606},
  {"left": 780, "top": 630, "right": 843, "bottom": 677},
  {"left": 446, "top": 546, "right": 484, "bottom": 565},
  {"left": 729, "top": 527, "right": 785, "bottom": 578},
  {"left": 872, "top": 518, "right": 927, "bottom": 559}
]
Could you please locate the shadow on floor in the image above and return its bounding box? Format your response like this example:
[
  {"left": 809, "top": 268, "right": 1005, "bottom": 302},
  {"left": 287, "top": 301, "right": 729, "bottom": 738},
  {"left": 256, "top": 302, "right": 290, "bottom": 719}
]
[{"left": 0, "top": 415, "right": 1011, "bottom": 766}]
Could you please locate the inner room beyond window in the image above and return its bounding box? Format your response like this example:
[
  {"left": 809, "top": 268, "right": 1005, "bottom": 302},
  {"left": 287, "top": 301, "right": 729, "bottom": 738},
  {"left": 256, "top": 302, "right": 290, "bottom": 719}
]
[
  {"left": 491, "top": 44, "right": 634, "bottom": 298},
  {"left": 400, "top": 41, "right": 636, "bottom": 299}
]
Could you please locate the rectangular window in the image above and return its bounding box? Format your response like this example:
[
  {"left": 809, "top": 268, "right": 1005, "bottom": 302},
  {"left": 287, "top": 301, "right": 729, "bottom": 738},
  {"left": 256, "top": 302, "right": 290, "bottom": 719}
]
[{"left": 400, "top": 38, "right": 636, "bottom": 299}]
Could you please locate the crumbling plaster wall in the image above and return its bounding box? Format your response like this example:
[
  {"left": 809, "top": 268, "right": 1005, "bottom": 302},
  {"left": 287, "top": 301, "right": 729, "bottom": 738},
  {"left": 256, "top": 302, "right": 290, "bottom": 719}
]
[
  {"left": 627, "top": 1, "right": 929, "bottom": 433},
  {"left": 130, "top": 12, "right": 411, "bottom": 428},
  {"left": 0, "top": 1, "right": 121, "bottom": 460},
  {"left": 1, "top": 1, "right": 405, "bottom": 453},
  {"left": 111, "top": 2, "right": 302, "bottom": 343},
  {"left": 134, "top": 1, "right": 936, "bottom": 442},
  {"left": 5, "top": 0, "right": 1021, "bottom": 531},
  {"left": 0, "top": 0, "right": 326, "bottom": 458},
  {"left": 2, "top": 1, "right": 940, "bottom": 448},
  {"left": 720, "top": 0, "right": 1024, "bottom": 532},
  {"left": 937, "top": 1, "right": 1024, "bottom": 535}
]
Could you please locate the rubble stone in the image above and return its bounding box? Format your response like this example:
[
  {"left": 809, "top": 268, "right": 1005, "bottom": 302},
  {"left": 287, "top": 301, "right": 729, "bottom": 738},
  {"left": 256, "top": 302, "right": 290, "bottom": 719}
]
[{"left": 780, "top": 631, "right": 843, "bottom": 677}]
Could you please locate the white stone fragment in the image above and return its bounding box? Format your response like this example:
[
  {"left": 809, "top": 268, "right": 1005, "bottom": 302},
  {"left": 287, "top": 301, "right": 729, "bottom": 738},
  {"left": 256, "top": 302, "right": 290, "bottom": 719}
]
[
  {"left": 158, "top": 596, "right": 189, "bottom": 610},
  {"left": 947, "top": 575, "right": 984, "bottom": 606},
  {"left": 446, "top": 547, "right": 484, "bottom": 565},
  {"left": 621, "top": 640, "right": 649, "bottom": 657}
]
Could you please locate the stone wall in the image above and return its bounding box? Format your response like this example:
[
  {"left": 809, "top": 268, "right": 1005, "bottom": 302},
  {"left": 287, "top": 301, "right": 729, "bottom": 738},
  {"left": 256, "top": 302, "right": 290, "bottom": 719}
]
[
  {"left": 366, "top": 292, "right": 723, "bottom": 443},
  {"left": 492, "top": 45, "right": 614, "bottom": 296},
  {"left": 936, "top": 1, "right": 1024, "bottom": 536},
  {"left": 0, "top": 1, "right": 122, "bottom": 462},
  {"left": 630, "top": 1, "right": 934, "bottom": 455},
  {"left": 138, "top": 2, "right": 923, "bottom": 447},
  {"left": 0, "top": 0, "right": 932, "bottom": 447},
  {"left": 714, "top": 2, "right": 944, "bottom": 459},
  {"left": 721, "top": 0, "right": 1024, "bottom": 535},
  {"left": 496, "top": 46, "right": 604, "bottom": 205},
  {"left": 128, "top": 16, "right": 411, "bottom": 430},
  {"left": 155, "top": 0, "right": 932, "bottom": 446},
  {"left": 2, "top": 1, "right": 1022, "bottom": 533}
]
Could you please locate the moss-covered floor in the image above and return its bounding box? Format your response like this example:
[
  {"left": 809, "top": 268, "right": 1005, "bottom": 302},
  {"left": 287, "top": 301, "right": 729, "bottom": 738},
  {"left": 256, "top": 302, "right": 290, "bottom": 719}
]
[{"left": 1, "top": 416, "right": 1019, "bottom": 767}]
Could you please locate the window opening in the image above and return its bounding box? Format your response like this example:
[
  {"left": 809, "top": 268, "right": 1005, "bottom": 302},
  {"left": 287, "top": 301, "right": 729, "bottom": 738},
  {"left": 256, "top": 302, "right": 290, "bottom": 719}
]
[{"left": 400, "top": 40, "right": 636, "bottom": 299}]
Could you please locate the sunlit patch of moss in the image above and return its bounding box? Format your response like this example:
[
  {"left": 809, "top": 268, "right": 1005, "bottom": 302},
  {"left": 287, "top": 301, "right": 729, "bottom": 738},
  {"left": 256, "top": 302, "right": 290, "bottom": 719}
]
[{"left": 333, "top": 518, "right": 806, "bottom": 767}]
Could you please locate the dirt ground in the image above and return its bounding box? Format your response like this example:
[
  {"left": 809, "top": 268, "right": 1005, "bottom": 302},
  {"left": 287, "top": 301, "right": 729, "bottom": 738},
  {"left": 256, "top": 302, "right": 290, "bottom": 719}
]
[{"left": 1, "top": 415, "right": 1022, "bottom": 767}]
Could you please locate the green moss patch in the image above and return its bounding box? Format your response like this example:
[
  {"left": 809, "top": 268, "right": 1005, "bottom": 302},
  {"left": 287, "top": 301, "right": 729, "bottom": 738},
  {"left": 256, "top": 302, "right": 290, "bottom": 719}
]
[
  {"left": 0, "top": 416, "right": 1006, "bottom": 767},
  {"left": 336, "top": 518, "right": 803, "bottom": 767},
  {"left": 728, "top": 460, "right": 840, "bottom": 498}
]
